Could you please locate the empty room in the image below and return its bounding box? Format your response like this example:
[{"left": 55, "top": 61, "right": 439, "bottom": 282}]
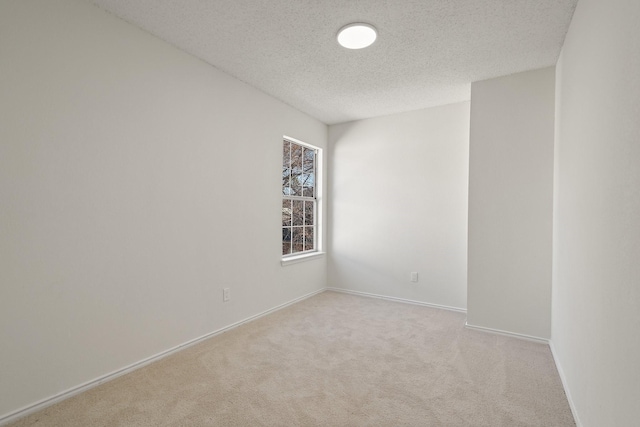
[{"left": 1, "top": 0, "right": 638, "bottom": 426}]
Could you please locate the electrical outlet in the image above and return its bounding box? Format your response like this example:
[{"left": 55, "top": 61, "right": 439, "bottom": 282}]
[
  {"left": 410, "top": 272, "right": 418, "bottom": 282},
  {"left": 223, "top": 288, "right": 230, "bottom": 302}
]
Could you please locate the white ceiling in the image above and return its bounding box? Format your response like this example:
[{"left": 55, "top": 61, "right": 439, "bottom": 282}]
[{"left": 88, "top": 0, "right": 578, "bottom": 125}]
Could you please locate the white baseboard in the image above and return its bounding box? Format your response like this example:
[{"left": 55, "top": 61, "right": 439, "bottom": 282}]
[
  {"left": 0, "top": 288, "right": 325, "bottom": 426},
  {"left": 548, "top": 340, "right": 583, "bottom": 427},
  {"left": 464, "top": 322, "right": 549, "bottom": 344},
  {"left": 325, "top": 287, "right": 467, "bottom": 313},
  {"left": 464, "top": 325, "right": 581, "bottom": 425}
]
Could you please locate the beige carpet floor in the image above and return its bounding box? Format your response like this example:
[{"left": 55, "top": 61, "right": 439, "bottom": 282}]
[{"left": 9, "top": 291, "right": 575, "bottom": 426}]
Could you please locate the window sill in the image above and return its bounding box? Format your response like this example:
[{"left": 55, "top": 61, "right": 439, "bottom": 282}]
[{"left": 281, "top": 252, "right": 325, "bottom": 267}]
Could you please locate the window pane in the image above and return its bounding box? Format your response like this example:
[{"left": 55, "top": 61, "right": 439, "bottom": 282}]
[
  {"left": 290, "top": 144, "right": 303, "bottom": 196},
  {"left": 304, "top": 200, "right": 314, "bottom": 226},
  {"left": 304, "top": 226, "right": 314, "bottom": 252},
  {"left": 302, "top": 173, "right": 315, "bottom": 197},
  {"left": 303, "top": 148, "right": 315, "bottom": 197},
  {"left": 292, "top": 200, "right": 304, "bottom": 226},
  {"left": 282, "top": 227, "right": 292, "bottom": 255},
  {"left": 292, "top": 227, "right": 304, "bottom": 253},
  {"left": 282, "top": 141, "right": 291, "bottom": 195},
  {"left": 282, "top": 199, "right": 292, "bottom": 226},
  {"left": 303, "top": 147, "right": 315, "bottom": 172},
  {"left": 291, "top": 144, "right": 303, "bottom": 171},
  {"left": 290, "top": 174, "right": 302, "bottom": 196}
]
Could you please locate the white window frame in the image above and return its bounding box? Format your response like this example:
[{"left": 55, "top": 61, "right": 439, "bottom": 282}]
[{"left": 281, "top": 136, "right": 323, "bottom": 266}]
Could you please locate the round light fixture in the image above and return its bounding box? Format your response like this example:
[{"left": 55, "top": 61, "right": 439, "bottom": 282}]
[{"left": 337, "top": 23, "right": 377, "bottom": 49}]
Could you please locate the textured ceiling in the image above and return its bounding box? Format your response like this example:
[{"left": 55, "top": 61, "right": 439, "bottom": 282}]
[{"left": 88, "top": 0, "right": 577, "bottom": 125}]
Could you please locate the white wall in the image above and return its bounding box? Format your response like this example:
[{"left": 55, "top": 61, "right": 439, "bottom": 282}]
[
  {"left": 328, "top": 103, "right": 469, "bottom": 310},
  {"left": 467, "top": 68, "right": 555, "bottom": 339},
  {"left": 552, "top": 0, "right": 640, "bottom": 425},
  {"left": 0, "top": 0, "right": 327, "bottom": 420}
]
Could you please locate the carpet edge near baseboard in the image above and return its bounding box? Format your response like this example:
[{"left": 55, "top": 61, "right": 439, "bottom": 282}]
[
  {"left": 325, "top": 287, "right": 467, "bottom": 313},
  {"left": 463, "top": 322, "right": 549, "bottom": 344},
  {"left": 0, "top": 288, "right": 325, "bottom": 426},
  {"left": 549, "top": 340, "right": 583, "bottom": 427}
]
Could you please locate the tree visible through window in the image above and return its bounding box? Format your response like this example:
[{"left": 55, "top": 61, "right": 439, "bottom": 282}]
[{"left": 282, "top": 138, "right": 317, "bottom": 256}]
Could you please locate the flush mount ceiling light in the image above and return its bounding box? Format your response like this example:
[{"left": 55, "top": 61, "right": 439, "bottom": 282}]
[{"left": 337, "top": 23, "right": 377, "bottom": 49}]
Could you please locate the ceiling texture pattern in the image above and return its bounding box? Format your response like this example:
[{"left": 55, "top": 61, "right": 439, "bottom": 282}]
[{"left": 88, "top": 0, "right": 578, "bottom": 125}]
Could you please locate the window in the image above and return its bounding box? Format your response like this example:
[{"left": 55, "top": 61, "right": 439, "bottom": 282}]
[{"left": 282, "top": 137, "right": 319, "bottom": 257}]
